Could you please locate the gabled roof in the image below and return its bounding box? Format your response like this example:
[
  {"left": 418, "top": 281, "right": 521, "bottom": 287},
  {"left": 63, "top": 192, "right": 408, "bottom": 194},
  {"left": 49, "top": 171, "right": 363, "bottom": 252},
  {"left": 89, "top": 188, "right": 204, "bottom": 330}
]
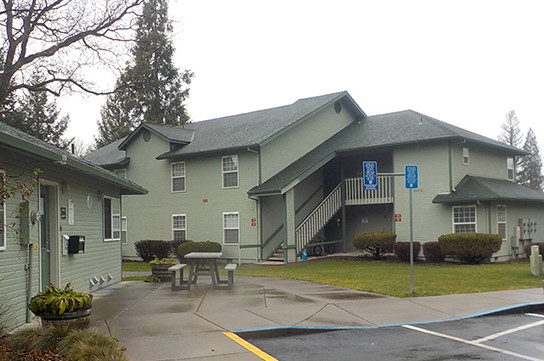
[
  {"left": 432, "top": 176, "right": 544, "bottom": 204},
  {"left": 249, "top": 110, "right": 526, "bottom": 196},
  {"left": 156, "top": 91, "right": 364, "bottom": 159},
  {"left": 118, "top": 123, "right": 195, "bottom": 151},
  {"left": 0, "top": 122, "right": 147, "bottom": 195}
]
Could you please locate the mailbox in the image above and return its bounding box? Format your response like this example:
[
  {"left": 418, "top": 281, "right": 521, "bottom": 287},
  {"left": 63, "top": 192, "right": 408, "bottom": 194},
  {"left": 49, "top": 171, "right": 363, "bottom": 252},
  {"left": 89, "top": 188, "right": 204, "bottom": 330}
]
[{"left": 68, "top": 236, "right": 85, "bottom": 254}]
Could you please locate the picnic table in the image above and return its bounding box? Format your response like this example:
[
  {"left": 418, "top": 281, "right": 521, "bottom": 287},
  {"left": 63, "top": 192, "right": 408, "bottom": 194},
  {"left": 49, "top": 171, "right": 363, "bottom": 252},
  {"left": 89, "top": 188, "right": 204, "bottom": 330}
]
[{"left": 185, "top": 252, "right": 223, "bottom": 289}]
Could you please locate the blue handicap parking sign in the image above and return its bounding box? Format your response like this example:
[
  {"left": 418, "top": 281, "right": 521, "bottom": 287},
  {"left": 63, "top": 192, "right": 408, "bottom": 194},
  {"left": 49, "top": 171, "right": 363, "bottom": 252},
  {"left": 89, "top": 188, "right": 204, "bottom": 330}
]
[
  {"left": 363, "top": 161, "right": 378, "bottom": 190},
  {"left": 405, "top": 165, "right": 418, "bottom": 189}
]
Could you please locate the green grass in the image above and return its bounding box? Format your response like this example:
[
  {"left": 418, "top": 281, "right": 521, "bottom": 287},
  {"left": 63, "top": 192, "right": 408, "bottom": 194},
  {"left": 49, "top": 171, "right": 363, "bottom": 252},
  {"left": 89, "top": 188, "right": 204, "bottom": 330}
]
[
  {"left": 122, "top": 259, "right": 543, "bottom": 298},
  {"left": 235, "top": 259, "right": 544, "bottom": 298}
]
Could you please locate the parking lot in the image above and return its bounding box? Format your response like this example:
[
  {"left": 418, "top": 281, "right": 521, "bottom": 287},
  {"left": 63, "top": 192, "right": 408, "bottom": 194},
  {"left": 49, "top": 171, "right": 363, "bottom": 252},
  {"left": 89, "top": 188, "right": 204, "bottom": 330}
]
[{"left": 244, "top": 312, "right": 544, "bottom": 360}]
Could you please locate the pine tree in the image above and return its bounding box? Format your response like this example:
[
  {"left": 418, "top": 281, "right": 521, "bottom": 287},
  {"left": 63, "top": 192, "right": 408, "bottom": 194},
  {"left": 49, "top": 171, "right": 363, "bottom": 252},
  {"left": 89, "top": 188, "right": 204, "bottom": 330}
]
[
  {"left": 95, "top": 0, "right": 193, "bottom": 147},
  {"left": 2, "top": 74, "right": 72, "bottom": 150},
  {"left": 518, "top": 128, "right": 544, "bottom": 191}
]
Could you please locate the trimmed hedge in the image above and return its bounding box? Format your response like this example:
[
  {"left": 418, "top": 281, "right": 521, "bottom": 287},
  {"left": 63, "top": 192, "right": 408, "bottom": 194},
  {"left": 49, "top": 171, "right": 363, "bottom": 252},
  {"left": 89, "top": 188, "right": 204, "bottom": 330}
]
[
  {"left": 394, "top": 241, "right": 421, "bottom": 262},
  {"left": 135, "top": 240, "right": 191, "bottom": 262},
  {"left": 438, "top": 233, "right": 502, "bottom": 264},
  {"left": 422, "top": 241, "right": 445, "bottom": 263},
  {"left": 178, "top": 241, "right": 222, "bottom": 259},
  {"left": 352, "top": 232, "right": 396, "bottom": 259},
  {"left": 524, "top": 242, "right": 544, "bottom": 257}
]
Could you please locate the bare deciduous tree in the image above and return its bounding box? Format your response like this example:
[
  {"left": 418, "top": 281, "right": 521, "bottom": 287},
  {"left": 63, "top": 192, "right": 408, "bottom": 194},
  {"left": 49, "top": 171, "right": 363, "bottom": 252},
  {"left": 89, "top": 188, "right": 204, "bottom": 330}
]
[{"left": 0, "top": 0, "right": 143, "bottom": 108}]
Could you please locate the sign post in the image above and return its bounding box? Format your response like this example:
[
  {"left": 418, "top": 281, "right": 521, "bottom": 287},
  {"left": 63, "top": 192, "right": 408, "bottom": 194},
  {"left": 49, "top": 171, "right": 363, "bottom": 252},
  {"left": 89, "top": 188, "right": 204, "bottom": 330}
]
[
  {"left": 404, "top": 165, "right": 418, "bottom": 294},
  {"left": 363, "top": 161, "right": 378, "bottom": 191}
]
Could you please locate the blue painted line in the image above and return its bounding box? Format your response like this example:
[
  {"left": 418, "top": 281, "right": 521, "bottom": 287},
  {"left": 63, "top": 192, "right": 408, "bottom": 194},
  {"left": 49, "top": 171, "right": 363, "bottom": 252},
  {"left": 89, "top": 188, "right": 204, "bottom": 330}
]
[{"left": 232, "top": 302, "right": 544, "bottom": 334}]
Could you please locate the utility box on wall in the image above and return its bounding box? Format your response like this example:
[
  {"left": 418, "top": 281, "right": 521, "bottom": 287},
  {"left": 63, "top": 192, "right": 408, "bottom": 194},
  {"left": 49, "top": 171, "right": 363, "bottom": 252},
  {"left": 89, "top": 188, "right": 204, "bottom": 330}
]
[
  {"left": 519, "top": 218, "right": 537, "bottom": 240},
  {"left": 67, "top": 236, "right": 85, "bottom": 254}
]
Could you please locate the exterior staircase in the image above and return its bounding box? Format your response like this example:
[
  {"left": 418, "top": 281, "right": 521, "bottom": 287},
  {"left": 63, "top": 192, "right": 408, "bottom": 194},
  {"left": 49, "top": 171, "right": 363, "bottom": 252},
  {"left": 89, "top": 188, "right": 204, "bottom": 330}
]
[{"left": 267, "top": 247, "right": 285, "bottom": 263}]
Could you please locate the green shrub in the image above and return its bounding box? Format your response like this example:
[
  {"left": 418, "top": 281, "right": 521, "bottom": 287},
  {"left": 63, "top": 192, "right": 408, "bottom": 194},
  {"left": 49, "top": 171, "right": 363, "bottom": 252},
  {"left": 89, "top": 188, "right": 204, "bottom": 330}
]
[
  {"left": 438, "top": 233, "right": 502, "bottom": 264},
  {"left": 352, "top": 232, "right": 396, "bottom": 259},
  {"left": 134, "top": 240, "right": 155, "bottom": 262},
  {"left": 177, "top": 241, "right": 222, "bottom": 259},
  {"left": 524, "top": 242, "right": 544, "bottom": 257},
  {"left": 393, "top": 241, "right": 421, "bottom": 262},
  {"left": 422, "top": 241, "right": 445, "bottom": 263}
]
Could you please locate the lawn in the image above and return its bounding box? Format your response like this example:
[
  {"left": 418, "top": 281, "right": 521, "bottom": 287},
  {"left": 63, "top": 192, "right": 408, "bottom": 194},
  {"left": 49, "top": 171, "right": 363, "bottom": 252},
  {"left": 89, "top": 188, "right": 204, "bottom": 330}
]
[{"left": 122, "top": 259, "right": 543, "bottom": 298}]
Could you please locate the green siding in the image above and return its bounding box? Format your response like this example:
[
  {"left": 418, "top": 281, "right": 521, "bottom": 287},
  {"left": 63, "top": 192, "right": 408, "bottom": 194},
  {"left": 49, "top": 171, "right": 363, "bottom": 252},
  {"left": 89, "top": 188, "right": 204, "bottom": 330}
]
[
  {"left": 260, "top": 103, "right": 354, "bottom": 182},
  {"left": 122, "top": 132, "right": 260, "bottom": 261}
]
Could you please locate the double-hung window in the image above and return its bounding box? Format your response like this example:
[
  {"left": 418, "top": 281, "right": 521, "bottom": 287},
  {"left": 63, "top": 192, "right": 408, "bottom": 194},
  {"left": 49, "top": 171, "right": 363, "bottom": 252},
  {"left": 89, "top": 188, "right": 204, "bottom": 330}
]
[
  {"left": 222, "top": 155, "right": 238, "bottom": 188},
  {"left": 171, "top": 162, "right": 186, "bottom": 192},
  {"left": 223, "top": 212, "right": 239, "bottom": 244},
  {"left": 497, "top": 205, "right": 507, "bottom": 241},
  {"left": 172, "top": 214, "right": 186, "bottom": 241},
  {"left": 453, "top": 205, "right": 476, "bottom": 233},
  {"left": 463, "top": 147, "right": 470, "bottom": 165},
  {"left": 507, "top": 157, "right": 515, "bottom": 181},
  {"left": 104, "top": 196, "right": 121, "bottom": 241},
  {"left": 0, "top": 170, "right": 5, "bottom": 250},
  {"left": 121, "top": 216, "right": 128, "bottom": 244}
]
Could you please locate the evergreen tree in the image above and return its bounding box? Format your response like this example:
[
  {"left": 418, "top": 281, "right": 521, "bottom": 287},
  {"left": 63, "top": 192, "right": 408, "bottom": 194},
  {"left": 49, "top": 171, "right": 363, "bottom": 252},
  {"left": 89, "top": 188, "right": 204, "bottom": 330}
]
[
  {"left": 518, "top": 128, "right": 544, "bottom": 191},
  {"left": 2, "top": 74, "right": 72, "bottom": 150},
  {"left": 95, "top": 0, "right": 193, "bottom": 147}
]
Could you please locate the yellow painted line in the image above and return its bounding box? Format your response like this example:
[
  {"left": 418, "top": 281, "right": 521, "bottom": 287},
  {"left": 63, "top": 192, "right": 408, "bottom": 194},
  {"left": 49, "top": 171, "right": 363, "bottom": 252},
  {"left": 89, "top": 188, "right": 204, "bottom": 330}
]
[{"left": 223, "top": 332, "right": 279, "bottom": 361}]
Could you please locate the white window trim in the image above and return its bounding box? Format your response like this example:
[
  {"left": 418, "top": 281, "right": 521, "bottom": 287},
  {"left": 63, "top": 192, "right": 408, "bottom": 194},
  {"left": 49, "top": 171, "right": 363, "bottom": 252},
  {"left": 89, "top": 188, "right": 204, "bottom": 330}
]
[
  {"left": 497, "top": 205, "right": 507, "bottom": 241},
  {"left": 222, "top": 155, "right": 239, "bottom": 189},
  {"left": 121, "top": 216, "right": 128, "bottom": 245},
  {"left": 223, "top": 212, "right": 240, "bottom": 244},
  {"left": 171, "top": 162, "right": 186, "bottom": 193},
  {"left": 172, "top": 214, "right": 187, "bottom": 241},
  {"left": 0, "top": 169, "right": 5, "bottom": 251},
  {"left": 452, "top": 205, "right": 477, "bottom": 233},
  {"left": 104, "top": 196, "right": 121, "bottom": 242},
  {"left": 462, "top": 147, "right": 470, "bottom": 165},
  {"left": 507, "top": 157, "right": 515, "bottom": 181}
]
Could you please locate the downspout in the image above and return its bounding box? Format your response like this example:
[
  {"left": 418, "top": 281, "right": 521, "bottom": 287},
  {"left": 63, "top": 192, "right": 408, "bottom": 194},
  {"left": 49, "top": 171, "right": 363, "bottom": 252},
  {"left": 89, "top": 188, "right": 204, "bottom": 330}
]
[{"left": 448, "top": 140, "right": 454, "bottom": 192}]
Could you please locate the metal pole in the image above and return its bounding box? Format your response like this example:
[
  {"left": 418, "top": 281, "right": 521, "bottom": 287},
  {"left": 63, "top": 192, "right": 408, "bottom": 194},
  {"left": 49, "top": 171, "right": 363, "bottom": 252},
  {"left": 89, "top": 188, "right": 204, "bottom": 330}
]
[{"left": 409, "top": 188, "right": 414, "bottom": 294}]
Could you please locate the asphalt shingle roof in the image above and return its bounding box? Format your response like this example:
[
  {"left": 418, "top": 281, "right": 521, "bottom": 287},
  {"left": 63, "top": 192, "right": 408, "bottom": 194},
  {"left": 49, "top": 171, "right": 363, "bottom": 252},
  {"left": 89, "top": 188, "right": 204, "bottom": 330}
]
[
  {"left": 0, "top": 122, "right": 146, "bottom": 195},
  {"left": 432, "top": 175, "right": 544, "bottom": 204},
  {"left": 84, "top": 137, "right": 128, "bottom": 167},
  {"left": 248, "top": 110, "right": 526, "bottom": 195}
]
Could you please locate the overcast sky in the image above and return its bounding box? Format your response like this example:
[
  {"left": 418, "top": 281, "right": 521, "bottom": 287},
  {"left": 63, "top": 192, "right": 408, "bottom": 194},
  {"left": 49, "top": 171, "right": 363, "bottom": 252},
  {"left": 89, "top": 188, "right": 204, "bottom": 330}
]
[{"left": 60, "top": 0, "right": 544, "bottom": 149}]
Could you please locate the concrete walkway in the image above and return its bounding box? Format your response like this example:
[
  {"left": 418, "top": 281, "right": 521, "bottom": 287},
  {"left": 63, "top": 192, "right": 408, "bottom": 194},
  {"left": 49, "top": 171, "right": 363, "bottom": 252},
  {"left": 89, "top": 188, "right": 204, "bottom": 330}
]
[{"left": 90, "top": 277, "right": 544, "bottom": 361}]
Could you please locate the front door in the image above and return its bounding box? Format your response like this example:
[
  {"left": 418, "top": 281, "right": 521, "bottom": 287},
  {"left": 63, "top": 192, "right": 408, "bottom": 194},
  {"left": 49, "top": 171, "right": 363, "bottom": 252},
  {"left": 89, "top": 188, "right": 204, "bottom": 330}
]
[
  {"left": 40, "top": 184, "right": 59, "bottom": 289},
  {"left": 40, "top": 186, "right": 51, "bottom": 289}
]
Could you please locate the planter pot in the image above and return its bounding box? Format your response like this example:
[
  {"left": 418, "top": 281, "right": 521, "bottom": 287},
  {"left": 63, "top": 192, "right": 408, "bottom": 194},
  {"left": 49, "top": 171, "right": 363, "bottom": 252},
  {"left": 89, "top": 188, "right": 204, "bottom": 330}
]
[
  {"left": 151, "top": 264, "right": 176, "bottom": 282},
  {"left": 39, "top": 305, "right": 92, "bottom": 329}
]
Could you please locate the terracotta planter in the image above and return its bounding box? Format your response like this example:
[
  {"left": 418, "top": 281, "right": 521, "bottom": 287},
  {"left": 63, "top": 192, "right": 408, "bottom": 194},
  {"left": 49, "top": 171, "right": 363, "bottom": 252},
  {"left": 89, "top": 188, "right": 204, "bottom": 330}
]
[
  {"left": 39, "top": 305, "right": 92, "bottom": 329},
  {"left": 151, "top": 263, "right": 176, "bottom": 282}
]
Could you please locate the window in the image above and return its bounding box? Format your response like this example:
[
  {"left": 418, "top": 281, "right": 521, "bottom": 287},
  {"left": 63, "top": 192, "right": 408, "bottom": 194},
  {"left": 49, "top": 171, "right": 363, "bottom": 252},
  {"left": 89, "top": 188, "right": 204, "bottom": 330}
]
[
  {"left": 462, "top": 147, "right": 470, "bottom": 165},
  {"left": 507, "top": 157, "right": 515, "bottom": 181},
  {"left": 453, "top": 205, "right": 476, "bottom": 233},
  {"left": 222, "top": 155, "right": 238, "bottom": 188},
  {"left": 114, "top": 169, "right": 127, "bottom": 179},
  {"left": 104, "top": 196, "right": 121, "bottom": 241},
  {"left": 223, "top": 212, "right": 239, "bottom": 244},
  {"left": 0, "top": 170, "right": 5, "bottom": 250},
  {"left": 172, "top": 215, "right": 186, "bottom": 241},
  {"left": 497, "top": 205, "right": 507, "bottom": 241},
  {"left": 121, "top": 216, "right": 128, "bottom": 244},
  {"left": 171, "top": 162, "right": 185, "bottom": 192}
]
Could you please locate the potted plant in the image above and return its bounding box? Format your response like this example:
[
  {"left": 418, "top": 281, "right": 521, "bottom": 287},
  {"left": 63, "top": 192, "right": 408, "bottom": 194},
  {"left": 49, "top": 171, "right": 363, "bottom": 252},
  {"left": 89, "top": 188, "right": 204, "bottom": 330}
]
[
  {"left": 28, "top": 283, "right": 93, "bottom": 328},
  {"left": 150, "top": 258, "right": 179, "bottom": 282}
]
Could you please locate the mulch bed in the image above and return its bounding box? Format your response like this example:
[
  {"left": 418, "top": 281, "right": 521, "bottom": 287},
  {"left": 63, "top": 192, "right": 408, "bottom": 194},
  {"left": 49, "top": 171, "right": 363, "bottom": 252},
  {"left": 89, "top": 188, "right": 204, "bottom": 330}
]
[{"left": 0, "top": 337, "right": 66, "bottom": 361}]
